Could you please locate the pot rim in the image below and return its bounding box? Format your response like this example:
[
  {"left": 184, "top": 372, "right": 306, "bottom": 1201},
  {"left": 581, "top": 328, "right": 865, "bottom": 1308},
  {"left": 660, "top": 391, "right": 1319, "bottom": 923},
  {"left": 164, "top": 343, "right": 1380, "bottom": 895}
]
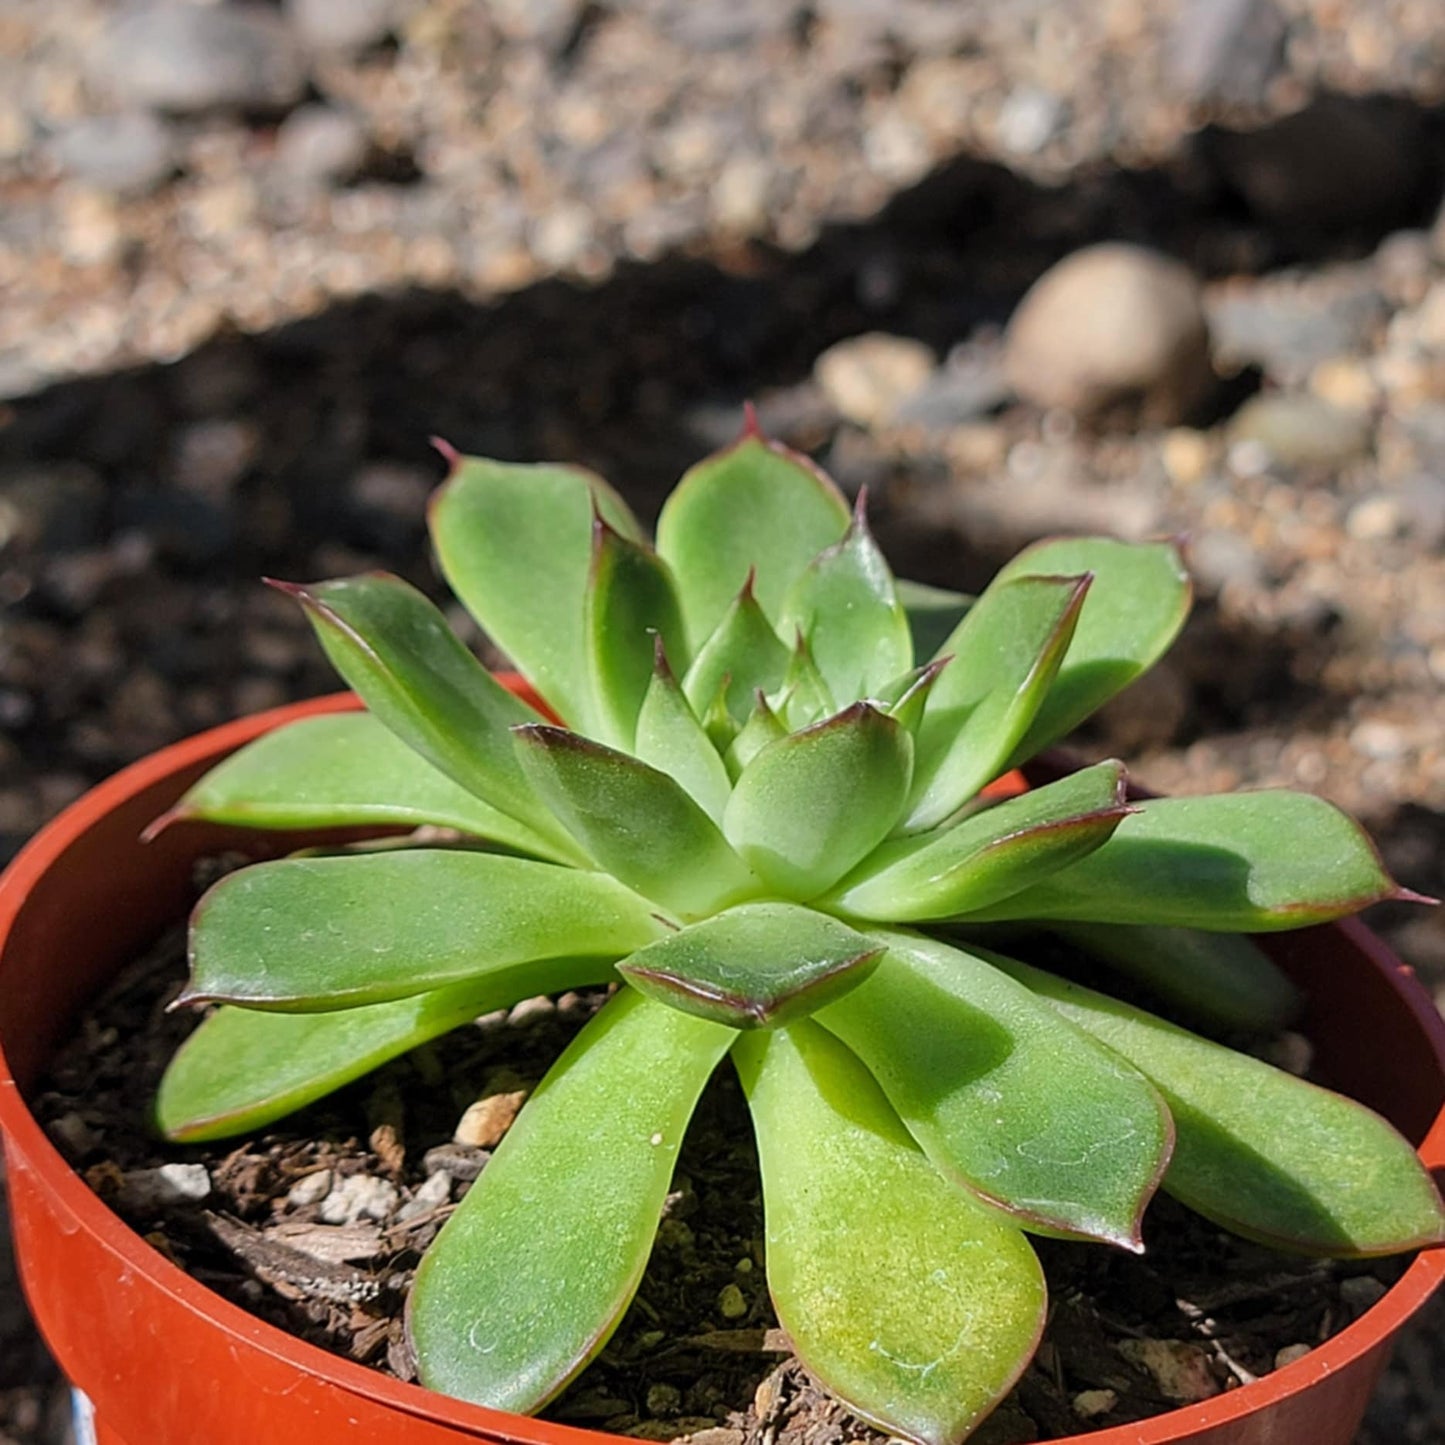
[{"left": 1, "top": 690, "right": 1443, "bottom": 1445}]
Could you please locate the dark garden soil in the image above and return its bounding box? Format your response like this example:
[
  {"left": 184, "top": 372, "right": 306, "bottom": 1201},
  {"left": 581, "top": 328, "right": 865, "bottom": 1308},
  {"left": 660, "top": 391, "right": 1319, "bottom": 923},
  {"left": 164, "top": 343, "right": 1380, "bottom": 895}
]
[{"left": 28, "top": 876, "right": 1407, "bottom": 1445}]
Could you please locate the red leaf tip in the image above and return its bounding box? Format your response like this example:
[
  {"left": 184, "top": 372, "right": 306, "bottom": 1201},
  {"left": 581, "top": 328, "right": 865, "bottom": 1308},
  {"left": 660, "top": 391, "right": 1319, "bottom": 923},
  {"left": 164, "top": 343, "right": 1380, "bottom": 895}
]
[
  {"left": 429, "top": 436, "right": 462, "bottom": 469},
  {"left": 740, "top": 400, "right": 764, "bottom": 440}
]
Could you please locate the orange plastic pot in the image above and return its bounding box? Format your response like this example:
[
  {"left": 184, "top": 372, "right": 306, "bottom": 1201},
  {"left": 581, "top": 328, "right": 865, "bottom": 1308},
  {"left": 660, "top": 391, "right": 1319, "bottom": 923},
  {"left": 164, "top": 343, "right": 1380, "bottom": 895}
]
[{"left": 2, "top": 692, "right": 1443, "bottom": 1445}]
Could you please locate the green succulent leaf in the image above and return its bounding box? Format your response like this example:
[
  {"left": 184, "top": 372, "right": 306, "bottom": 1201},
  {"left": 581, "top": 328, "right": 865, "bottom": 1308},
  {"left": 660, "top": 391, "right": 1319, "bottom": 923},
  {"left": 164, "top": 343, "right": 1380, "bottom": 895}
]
[
  {"left": 895, "top": 578, "right": 973, "bottom": 661},
  {"left": 779, "top": 496, "right": 912, "bottom": 703},
  {"left": 163, "top": 712, "right": 575, "bottom": 863},
  {"left": 724, "top": 703, "right": 912, "bottom": 900},
  {"left": 430, "top": 455, "right": 644, "bottom": 730},
  {"left": 819, "top": 933, "right": 1172, "bottom": 1247},
  {"left": 276, "top": 574, "right": 574, "bottom": 857},
  {"left": 633, "top": 644, "right": 732, "bottom": 824},
  {"left": 409, "top": 988, "right": 735, "bottom": 1412},
  {"left": 700, "top": 681, "right": 741, "bottom": 754},
  {"left": 513, "top": 726, "right": 758, "bottom": 916},
  {"left": 1051, "top": 923, "right": 1302, "bottom": 1034},
  {"left": 733, "top": 1022, "right": 1045, "bottom": 1445},
  {"left": 1006, "top": 960, "right": 1445, "bottom": 1256},
  {"left": 656, "top": 432, "right": 851, "bottom": 649},
  {"left": 961, "top": 792, "right": 1408, "bottom": 931},
  {"left": 617, "top": 903, "right": 882, "bottom": 1029},
  {"left": 156, "top": 956, "right": 612, "bottom": 1142},
  {"left": 831, "top": 761, "right": 1130, "bottom": 922},
  {"left": 681, "top": 574, "right": 791, "bottom": 724},
  {"left": 880, "top": 660, "right": 948, "bottom": 736},
  {"left": 772, "top": 631, "right": 838, "bottom": 731},
  {"left": 586, "top": 518, "right": 689, "bottom": 749},
  {"left": 724, "top": 691, "right": 788, "bottom": 780},
  {"left": 997, "top": 537, "right": 1191, "bottom": 766},
  {"left": 182, "top": 850, "right": 664, "bottom": 1010},
  {"left": 906, "top": 574, "right": 1090, "bottom": 832}
]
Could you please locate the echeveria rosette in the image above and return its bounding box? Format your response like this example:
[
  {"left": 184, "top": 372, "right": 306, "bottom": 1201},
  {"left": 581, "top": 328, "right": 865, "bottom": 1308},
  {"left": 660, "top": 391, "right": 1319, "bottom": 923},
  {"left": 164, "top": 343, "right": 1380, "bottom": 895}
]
[{"left": 153, "top": 424, "right": 1444, "bottom": 1445}]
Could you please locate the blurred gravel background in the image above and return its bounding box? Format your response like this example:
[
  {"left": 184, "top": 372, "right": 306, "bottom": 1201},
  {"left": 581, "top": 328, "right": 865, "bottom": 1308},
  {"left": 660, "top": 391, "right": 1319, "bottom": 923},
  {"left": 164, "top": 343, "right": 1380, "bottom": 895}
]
[{"left": 0, "top": 0, "right": 1443, "bottom": 1440}]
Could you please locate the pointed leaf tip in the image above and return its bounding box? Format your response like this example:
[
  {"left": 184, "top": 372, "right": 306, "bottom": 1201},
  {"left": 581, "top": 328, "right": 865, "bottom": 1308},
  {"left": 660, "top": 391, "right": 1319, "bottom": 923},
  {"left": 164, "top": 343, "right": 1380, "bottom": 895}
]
[
  {"left": 139, "top": 805, "right": 185, "bottom": 844},
  {"left": 741, "top": 400, "right": 763, "bottom": 439},
  {"left": 617, "top": 904, "right": 883, "bottom": 1030},
  {"left": 429, "top": 436, "right": 462, "bottom": 469}
]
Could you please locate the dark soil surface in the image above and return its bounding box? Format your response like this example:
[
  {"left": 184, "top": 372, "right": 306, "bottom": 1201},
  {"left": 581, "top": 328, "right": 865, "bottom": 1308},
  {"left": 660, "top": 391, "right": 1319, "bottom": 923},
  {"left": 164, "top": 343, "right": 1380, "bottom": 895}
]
[{"left": 25, "top": 897, "right": 1408, "bottom": 1445}]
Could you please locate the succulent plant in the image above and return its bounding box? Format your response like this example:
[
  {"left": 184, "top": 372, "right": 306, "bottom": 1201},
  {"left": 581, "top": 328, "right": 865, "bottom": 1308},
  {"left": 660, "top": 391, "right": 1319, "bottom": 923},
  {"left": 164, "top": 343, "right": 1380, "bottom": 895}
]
[{"left": 154, "top": 422, "right": 1444, "bottom": 1445}]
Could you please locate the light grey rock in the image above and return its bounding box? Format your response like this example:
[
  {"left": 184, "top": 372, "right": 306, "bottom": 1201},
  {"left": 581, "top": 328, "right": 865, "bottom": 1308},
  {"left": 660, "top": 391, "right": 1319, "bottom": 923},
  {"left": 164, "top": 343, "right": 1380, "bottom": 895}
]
[
  {"left": 1189, "top": 530, "right": 1264, "bottom": 593},
  {"left": 1005, "top": 244, "right": 1213, "bottom": 426},
  {"left": 1207, "top": 276, "right": 1387, "bottom": 385},
  {"left": 995, "top": 87, "right": 1063, "bottom": 156},
  {"left": 893, "top": 343, "right": 1010, "bottom": 430},
  {"left": 1167, "top": 0, "right": 1285, "bottom": 106},
  {"left": 1227, "top": 394, "right": 1372, "bottom": 470},
  {"left": 119, "top": 1163, "right": 211, "bottom": 1210},
  {"left": 486, "top": 0, "right": 585, "bottom": 51},
  {"left": 814, "top": 332, "right": 936, "bottom": 430},
  {"left": 284, "top": 1168, "right": 333, "bottom": 1209},
  {"left": 395, "top": 1169, "right": 452, "bottom": 1223},
  {"left": 274, "top": 104, "right": 368, "bottom": 185},
  {"left": 97, "top": 5, "right": 308, "bottom": 115},
  {"left": 319, "top": 1173, "right": 399, "bottom": 1225},
  {"left": 285, "top": 0, "right": 401, "bottom": 53},
  {"left": 50, "top": 112, "right": 176, "bottom": 197}
]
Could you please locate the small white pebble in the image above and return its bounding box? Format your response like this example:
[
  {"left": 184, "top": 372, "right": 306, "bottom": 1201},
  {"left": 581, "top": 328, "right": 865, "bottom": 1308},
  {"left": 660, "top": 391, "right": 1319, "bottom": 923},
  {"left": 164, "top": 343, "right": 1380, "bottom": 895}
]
[
  {"left": 319, "top": 1173, "right": 399, "bottom": 1225},
  {"left": 1274, "top": 1343, "right": 1312, "bottom": 1369},
  {"left": 120, "top": 1163, "right": 211, "bottom": 1210},
  {"left": 507, "top": 994, "right": 557, "bottom": 1026},
  {"left": 395, "top": 1169, "right": 452, "bottom": 1223},
  {"left": 1072, "top": 1388, "right": 1117, "bottom": 1420},
  {"left": 285, "top": 1168, "right": 333, "bottom": 1208}
]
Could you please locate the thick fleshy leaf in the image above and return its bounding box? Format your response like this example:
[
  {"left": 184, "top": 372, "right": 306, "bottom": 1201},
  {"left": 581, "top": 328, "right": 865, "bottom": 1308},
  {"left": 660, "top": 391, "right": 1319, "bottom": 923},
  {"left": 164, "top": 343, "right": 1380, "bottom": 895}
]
[
  {"left": 157, "top": 955, "right": 612, "bottom": 1141},
  {"left": 183, "top": 850, "right": 663, "bottom": 1009},
  {"left": 724, "top": 703, "right": 912, "bottom": 899},
  {"left": 656, "top": 433, "right": 850, "bottom": 647},
  {"left": 880, "top": 660, "right": 947, "bottom": 736},
  {"left": 779, "top": 497, "right": 912, "bottom": 702},
  {"left": 831, "top": 761, "right": 1130, "bottom": 922},
  {"left": 409, "top": 989, "right": 735, "bottom": 1411},
  {"left": 430, "top": 455, "right": 644, "bottom": 729},
  {"left": 513, "top": 726, "right": 758, "bottom": 917},
  {"left": 961, "top": 792, "right": 1408, "bottom": 931},
  {"left": 618, "top": 903, "right": 882, "bottom": 1029},
  {"left": 771, "top": 631, "right": 837, "bottom": 730},
  {"left": 1006, "top": 960, "right": 1445, "bottom": 1256},
  {"left": 906, "top": 574, "right": 1089, "bottom": 832},
  {"left": 724, "top": 692, "right": 787, "bottom": 779},
  {"left": 819, "top": 934, "right": 1172, "bottom": 1247},
  {"left": 633, "top": 645, "right": 732, "bottom": 824},
  {"left": 681, "top": 575, "right": 790, "bottom": 725},
  {"left": 586, "top": 518, "right": 689, "bottom": 749},
  {"left": 163, "top": 712, "right": 573, "bottom": 863},
  {"left": 997, "top": 537, "right": 1191, "bottom": 766},
  {"left": 896, "top": 577, "right": 973, "bottom": 661},
  {"left": 1052, "top": 923, "right": 1302, "bottom": 1034},
  {"left": 276, "top": 574, "right": 575, "bottom": 857},
  {"left": 733, "top": 1022, "right": 1046, "bottom": 1445}
]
